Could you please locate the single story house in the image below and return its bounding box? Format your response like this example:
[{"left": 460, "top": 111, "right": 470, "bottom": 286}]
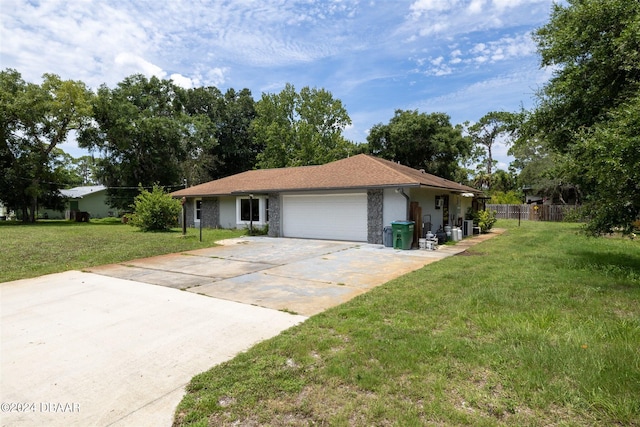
[
  {"left": 171, "top": 154, "right": 481, "bottom": 244},
  {"left": 41, "top": 185, "right": 116, "bottom": 220}
]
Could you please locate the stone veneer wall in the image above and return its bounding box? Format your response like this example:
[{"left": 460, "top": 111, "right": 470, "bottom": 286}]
[
  {"left": 268, "top": 193, "right": 281, "bottom": 237},
  {"left": 181, "top": 197, "right": 219, "bottom": 228},
  {"left": 367, "top": 189, "right": 384, "bottom": 244},
  {"left": 200, "top": 198, "right": 219, "bottom": 228}
]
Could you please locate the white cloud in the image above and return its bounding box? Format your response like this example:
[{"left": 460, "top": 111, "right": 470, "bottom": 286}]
[
  {"left": 471, "top": 43, "right": 488, "bottom": 54},
  {"left": 1, "top": 0, "right": 555, "bottom": 159},
  {"left": 415, "top": 66, "right": 542, "bottom": 124},
  {"left": 410, "top": 30, "right": 536, "bottom": 77},
  {"left": 170, "top": 73, "right": 194, "bottom": 89},
  {"left": 450, "top": 49, "right": 463, "bottom": 64},
  {"left": 468, "top": 0, "right": 486, "bottom": 14},
  {"left": 115, "top": 53, "right": 166, "bottom": 79},
  {"left": 418, "top": 22, "right": 451, "bottom": 36},
  {"left": 492, "top": 0, "right": 550, "bottom": 10},
  {"left": 205, "top": 68, "right": 228, "bottom": 87},
  {"left": 410, "top": 0, "right": 460, "bottom": 14},
  {"left": 404, "top": 0, "right": 553, "bottom": 41},
  {"left": 469, "top": 33, "right": 536, "bottom": 64}
]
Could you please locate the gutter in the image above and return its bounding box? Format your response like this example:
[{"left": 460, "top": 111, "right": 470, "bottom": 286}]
[{"left": 396, "top": 188, "right": 411, "bottom": 221}]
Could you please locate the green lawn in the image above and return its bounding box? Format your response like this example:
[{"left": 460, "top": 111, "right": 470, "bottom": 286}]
[
  {"left": 174, "top": 220, "right": 640, "bottom": 426},
  {"left": 0, "top": 219, "right": 246, "bottom": 283}
]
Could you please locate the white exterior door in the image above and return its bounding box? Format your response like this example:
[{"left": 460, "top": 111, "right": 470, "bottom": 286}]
[{"left": 282, "top": 193, "right": 367, "bottom": 242}]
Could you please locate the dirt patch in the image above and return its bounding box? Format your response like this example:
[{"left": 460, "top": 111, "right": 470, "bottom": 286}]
[{"left": 455, "top": 251, "right": 486, "bottom": 256}]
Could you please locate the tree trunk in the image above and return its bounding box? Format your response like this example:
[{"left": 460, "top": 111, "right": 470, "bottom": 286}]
[{"left": 29, "top": 195, "right": 37, "bottom": 223}]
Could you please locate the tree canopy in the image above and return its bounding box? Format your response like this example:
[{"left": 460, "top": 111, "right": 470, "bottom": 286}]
[
  {"left": 0, "top": 69, "right": 93, "bottom": 222},
  {"left": 571, "top": 95, "right": 640, "bottom": 235},
  {"left": 530, "top": 0, "right": 640, "bottom": 151},
  {"left": 78, "top": 74, "right": 210, "bottom": 210},
  {"left": 465, "top": 111, "right": 518, "bottom": 191},
  {"left": 366, "top": 109, "right": 470, "bottom": 181},
  {"left": 253, "top": 84, "right": 355, "bottom": 169},
  {"left": 525, "top": 0, "right": 640, "bottom": 234},
  {"left": 179, "top": 86, "right": 258, "bottom": 181}
]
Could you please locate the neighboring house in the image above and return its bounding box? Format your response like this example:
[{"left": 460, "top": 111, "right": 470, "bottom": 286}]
[
  {"left": 0, "top": 201, "right": 11, "bottom": 220},
  {"left": 171, "top": 154, "right": 480, "bottom": 244},
  {"left": 41, "top": 185, "right": 115, "bottom": 219}
]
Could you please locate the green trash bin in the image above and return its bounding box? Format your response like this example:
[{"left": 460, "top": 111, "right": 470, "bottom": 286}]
[{"left": 391, "top": 221, "right": 415, "bottom": 250}]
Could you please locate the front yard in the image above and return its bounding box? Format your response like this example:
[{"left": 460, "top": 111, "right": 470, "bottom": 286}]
[
  {"left": 0, "top": 219, "right": 246, "bottom": 283},
  {"left": 174, "top": 220, "right": 640, "bottom": 426},
  {"left": 2, "top": 219, "right": 638, "bottom": 425}
]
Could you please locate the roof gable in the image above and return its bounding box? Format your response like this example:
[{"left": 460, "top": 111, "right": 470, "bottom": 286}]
[{"left": 172, "top": 154, "right": 478, "bottom": 197}]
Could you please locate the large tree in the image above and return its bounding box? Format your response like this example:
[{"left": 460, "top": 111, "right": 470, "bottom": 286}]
[
  {"left": 367, "top": 109, "right": 471, "bottom": 181},
  {"left": 79, "top": 74, "right": 212, "bottom": 210},
  {"left": 0, "top": 69, "right": 93, "bottom": 222},
  {"left": 214, "top": 88, "right": 259, "bottom": 177},
  {"left": 466, "top": 111, "right": 518, "bottom": 190},
  {"left": 178, "top": 86, "right": 258, "bottom": 182},
  {"left": 175, "top": 85, "right": 221, "bottom": 186},
  {"left": 253, "top": 84, "right": 354, "bottom": 168},
  {"left": 571, "top": 95, "right": 640, "bottom": 235},
  {"left": 531, "top": 0, "right": 640, "bottom": 152},
  {"left": 527, "top": 0, "right": 640, "bottom": 234}
]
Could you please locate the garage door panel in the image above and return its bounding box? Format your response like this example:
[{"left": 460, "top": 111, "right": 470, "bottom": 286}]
[{"left": 283, "top": 194, "right": 367, "bottom": 242}]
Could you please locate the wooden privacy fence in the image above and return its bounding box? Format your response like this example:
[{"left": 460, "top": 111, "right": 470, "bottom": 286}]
[{"left": 486, "top": 204, "right": 579, "bottom": 222}]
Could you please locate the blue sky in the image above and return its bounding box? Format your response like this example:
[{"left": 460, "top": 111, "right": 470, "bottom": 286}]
[{"left": 1, "top": 0, "right": 557, "bottom": 169}]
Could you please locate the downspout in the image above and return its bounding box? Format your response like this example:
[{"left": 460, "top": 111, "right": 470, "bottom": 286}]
[{"left": 397, "top": 188, "right": 410, "bottom": 220}]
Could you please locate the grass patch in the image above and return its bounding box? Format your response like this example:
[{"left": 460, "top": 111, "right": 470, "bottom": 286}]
[
  {"left": 174, "top": 220, "right": 640, "bottom": 426},
  {"left": 0, "top": 219, "right": 246, "bottom": 283}
]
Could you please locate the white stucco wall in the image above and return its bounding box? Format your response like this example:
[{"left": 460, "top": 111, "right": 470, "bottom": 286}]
[
  {"left": 218, "top": 196, "right": 236, "bottom": 229},
  {"left": 383, "top": 188, "right": 408, "bottom": 226},
  {"left": 408, "top": 188, "right": 441, "bottom": 232}
]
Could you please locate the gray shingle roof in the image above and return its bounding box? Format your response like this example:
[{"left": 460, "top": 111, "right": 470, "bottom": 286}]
[{"left": 60, "top": 185, "right": 107, "bottom": 199}]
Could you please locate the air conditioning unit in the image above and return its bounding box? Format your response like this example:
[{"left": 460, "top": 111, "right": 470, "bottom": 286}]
[{"left": 435, "top": 198, "right": 443, "bottom": 209}]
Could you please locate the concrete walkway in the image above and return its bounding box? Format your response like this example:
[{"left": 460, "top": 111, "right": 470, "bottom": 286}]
[{"left": 1, "top": 230, "right": 503, "bottom": 427}]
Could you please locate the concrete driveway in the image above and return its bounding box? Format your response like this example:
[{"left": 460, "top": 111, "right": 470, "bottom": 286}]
[
  {"left": 1, "top": 233, "right": 500, "bottom": 427},
  {"left": 87, "top": 237, "right": 463, "bottom": 316}
]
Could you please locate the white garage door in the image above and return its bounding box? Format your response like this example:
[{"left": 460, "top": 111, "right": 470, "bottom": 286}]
[{"left": 282, "top": 193, "right": 367, "bottom": 242}]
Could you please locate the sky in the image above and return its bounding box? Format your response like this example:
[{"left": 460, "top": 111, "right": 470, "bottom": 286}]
[{"left": 1, "top": 0, "right": 559, "bottom": 169}]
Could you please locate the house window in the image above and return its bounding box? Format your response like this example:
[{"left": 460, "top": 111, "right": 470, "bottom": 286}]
[
  {"left": 240, "top": 198, "right": 259, "bottom": 222},
  {"left": 236, "top": 196, "right": 267, "bottom": 225},
  {"left": 195, "top": 199, "right": 202, "bottom": 222}
]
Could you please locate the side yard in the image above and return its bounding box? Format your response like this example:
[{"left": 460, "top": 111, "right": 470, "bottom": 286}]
[
  {"left": 174, "top": 220, "right": 640, "bottom": 426},
  {"left": 0, "top": 219, "right": 246, "bottom": 283}
]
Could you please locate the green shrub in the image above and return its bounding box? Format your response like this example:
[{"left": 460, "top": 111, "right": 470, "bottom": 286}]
[
  {"left": 127, "top": 185, "right": 181, "bottom": 232},
  {"left": 473, "top": 209, "right": 497, "bottom": 233},
  {"left": 489, "top": 190, "right": 522, "bottom": 204}
]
